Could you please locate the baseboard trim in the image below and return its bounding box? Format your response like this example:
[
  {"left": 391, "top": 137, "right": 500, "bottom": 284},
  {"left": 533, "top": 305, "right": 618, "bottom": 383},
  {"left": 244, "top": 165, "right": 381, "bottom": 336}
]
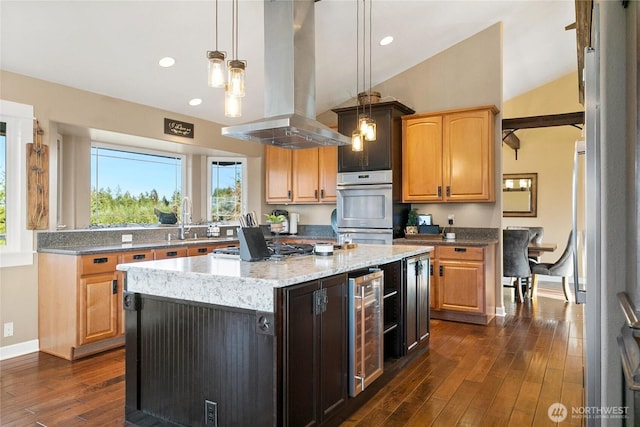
[
  {"left": 495, "top": 307, "right": 506, "bottom": 317},
  {"left": 0, "top": 339, "right": 39, "bottom": 360}
]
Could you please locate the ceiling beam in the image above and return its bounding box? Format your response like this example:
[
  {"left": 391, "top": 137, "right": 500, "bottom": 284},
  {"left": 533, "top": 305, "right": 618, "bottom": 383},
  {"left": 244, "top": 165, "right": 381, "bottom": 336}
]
[
  {"left": 502, "top": 111, "right": 585, "bottom": 131},
  {"left": 502, "top": 130, "right": 520, "bottom": 150}
]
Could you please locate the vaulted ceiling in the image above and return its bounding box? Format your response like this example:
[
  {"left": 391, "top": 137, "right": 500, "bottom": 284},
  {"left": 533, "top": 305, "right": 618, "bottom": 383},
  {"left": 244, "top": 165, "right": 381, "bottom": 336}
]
[{"left": 1, "top": 1, "right": 578, "bottom": 127}]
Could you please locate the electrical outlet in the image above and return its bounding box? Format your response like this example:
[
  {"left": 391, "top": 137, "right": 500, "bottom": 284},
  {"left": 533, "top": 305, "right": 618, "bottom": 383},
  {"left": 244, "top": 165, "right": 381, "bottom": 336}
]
[
  {"left": 205, "top": 400, "right": 217, "bottom": 426},
  {"left": 448, "top": 214, "right": 454, "bottom": 225},
  {"left": 122, "top": 234, "right": 133, "bottom": 243},
  {"left": 226, "top": 229, "right": 234, "bottom": 236},
  {"left": 3, "top": 322, "right": 14, "bottom": 337}
]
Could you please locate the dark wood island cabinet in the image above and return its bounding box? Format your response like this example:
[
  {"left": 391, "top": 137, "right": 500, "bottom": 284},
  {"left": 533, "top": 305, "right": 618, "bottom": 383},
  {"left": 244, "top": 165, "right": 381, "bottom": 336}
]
[{"left": 119, "top": 244, "right": 432, "bottom": 426}]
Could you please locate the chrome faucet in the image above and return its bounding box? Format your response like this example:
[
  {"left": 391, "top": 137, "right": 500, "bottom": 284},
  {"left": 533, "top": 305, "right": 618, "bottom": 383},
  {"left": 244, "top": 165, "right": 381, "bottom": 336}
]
[{"left": 178, "top": 196, "right": 192, "bottom": 240}]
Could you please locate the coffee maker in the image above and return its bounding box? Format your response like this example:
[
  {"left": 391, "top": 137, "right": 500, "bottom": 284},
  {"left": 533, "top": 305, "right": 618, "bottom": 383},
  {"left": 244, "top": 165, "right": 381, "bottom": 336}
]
[{"left": 271, "top": 209, "right": 289, "bottom": 234}]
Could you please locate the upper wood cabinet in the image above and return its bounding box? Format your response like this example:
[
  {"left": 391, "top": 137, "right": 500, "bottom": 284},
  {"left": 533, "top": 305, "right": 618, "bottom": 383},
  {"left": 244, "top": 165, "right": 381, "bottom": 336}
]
[
  {"left": 265, "top": 145, "right": 337, "bottom": 204},
  {"left": 402, "top": 105, "right": 499, "bottom": 202}
]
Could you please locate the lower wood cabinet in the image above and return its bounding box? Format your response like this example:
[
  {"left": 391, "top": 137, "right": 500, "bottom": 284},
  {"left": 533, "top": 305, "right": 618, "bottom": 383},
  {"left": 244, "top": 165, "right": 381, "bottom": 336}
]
[
  {"left": 430, "top": 244, "right": 496, "bottom": 325},
  {"left": 280, "top": 274, "right": 348, "bottom": 426},
  {"left": 404, "top": 254, "right": 430, "bottom": 353}
]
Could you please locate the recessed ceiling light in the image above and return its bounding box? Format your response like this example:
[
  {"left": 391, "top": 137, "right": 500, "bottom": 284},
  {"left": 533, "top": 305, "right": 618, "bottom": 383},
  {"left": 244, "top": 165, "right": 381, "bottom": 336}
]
[
  {"left": 159, "top": 57, "right": 176, "bottom": 67},
  {"left": 189, "top": 98, "right": 203, "bottom": 106},
  {"left": 379, "top": 36, "right": 394, "bottom": 46}
]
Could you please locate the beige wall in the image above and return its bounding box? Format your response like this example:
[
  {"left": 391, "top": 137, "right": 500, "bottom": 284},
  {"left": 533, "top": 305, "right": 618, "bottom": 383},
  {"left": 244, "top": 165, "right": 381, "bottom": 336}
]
[{"left": 502, "top": 72, "right": 584, "bottom": 264}]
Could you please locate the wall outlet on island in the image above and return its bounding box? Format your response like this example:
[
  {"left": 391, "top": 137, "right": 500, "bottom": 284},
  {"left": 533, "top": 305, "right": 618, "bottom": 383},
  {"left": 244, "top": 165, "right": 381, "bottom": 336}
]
[
  {"left": 122, "top": 234, "right": 133, "bottom": 243},
  {"left": 205, "top": 400, "right": 217, "bottom": 425},
  {"left": 226, "top": 229, "right": 234, "bottom": 237}
]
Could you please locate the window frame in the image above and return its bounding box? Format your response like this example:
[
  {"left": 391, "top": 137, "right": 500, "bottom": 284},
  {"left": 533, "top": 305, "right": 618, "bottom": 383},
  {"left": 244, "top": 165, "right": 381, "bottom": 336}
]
[
  {"left": 0, "top": 100, "right": 35, "bottom": 268},
  {"left": 90, "top": 141, "right": 187, "bottom": 227},
  {"left": 206, "top": 156, "right": 247, "bottom": 225}
]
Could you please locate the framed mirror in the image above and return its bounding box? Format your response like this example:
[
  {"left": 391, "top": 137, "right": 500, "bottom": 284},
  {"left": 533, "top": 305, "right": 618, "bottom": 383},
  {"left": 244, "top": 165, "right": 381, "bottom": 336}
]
[{"left": 503, "top": 173, "right": 537, "bottom": 217}]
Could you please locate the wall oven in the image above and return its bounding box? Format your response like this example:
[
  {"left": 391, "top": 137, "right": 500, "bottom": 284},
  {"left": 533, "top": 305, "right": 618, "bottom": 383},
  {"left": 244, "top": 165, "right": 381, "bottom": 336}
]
[
  {"left": 348, "top": 268, "right": 384, "bottom": 397},
  {"left": 337, "top": 170, "right": 406, "bottom": 244}
]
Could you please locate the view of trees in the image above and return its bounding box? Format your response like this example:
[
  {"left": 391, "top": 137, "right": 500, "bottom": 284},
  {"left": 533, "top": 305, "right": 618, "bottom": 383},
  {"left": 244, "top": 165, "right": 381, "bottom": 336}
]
[{"left": 91, "top": 187, "right": 182, "bottom": 226}]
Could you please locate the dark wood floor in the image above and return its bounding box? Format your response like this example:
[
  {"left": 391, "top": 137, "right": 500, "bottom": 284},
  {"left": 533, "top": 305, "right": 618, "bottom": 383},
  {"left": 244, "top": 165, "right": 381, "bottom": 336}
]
[{"left": 1, "top": 285, "right": 584, "bottom": 426}]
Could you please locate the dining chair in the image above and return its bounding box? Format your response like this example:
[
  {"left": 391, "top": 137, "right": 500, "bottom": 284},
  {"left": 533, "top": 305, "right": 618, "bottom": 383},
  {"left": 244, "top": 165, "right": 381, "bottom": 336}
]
[
  {"left": 529, "top": 230, "right": 574, "bottom": 301},
  {"left": 503, "top": 229, "right": 532, "bottom": 303},
  {"left": 506, "top": 226, "right": 544, "bottom": 260}
]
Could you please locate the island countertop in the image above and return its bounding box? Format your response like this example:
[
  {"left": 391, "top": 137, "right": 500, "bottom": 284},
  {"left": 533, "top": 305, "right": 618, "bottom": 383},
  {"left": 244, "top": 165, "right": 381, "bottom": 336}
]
[{"left": 118, "top": 244, "right": 432, "bottom": 313}]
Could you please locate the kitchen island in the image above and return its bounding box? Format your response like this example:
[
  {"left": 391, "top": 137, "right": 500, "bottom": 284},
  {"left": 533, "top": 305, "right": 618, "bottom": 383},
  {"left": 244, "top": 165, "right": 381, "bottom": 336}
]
[{"left": 118, "top": 244, "right": 432, "bottom": 427}]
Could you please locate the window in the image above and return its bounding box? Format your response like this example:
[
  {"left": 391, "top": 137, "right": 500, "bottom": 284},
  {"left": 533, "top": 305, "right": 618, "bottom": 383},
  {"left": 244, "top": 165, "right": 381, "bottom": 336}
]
[
  {"left": 90, "top": 145, "right": 184, "bottom": 226},
  {"left": 0, "top": 100, "right": 34, "bottom": 267},
  {"left": 208, "top": 158, "right": 246, "bottom": 223}
]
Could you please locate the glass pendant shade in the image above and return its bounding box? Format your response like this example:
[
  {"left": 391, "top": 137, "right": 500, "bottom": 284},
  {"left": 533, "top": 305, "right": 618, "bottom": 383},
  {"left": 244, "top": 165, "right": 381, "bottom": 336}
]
[
  {"left": 358, "top": 114, "right": 369, "bottom": 134},
  {"left": 228, "top": 60, "right": 246, "bottom": 97},
  {"left": 351, "top": 130, "right": 364, "bottom": 152},
  {"left": 207, "top": 51, "right": 226, "bottom": 88},
  {"left": 364, "top": 119, "right": 376, "bottom": 141},
  {"left": 225, "top": 87, "right": 242, "bottom": 117}
]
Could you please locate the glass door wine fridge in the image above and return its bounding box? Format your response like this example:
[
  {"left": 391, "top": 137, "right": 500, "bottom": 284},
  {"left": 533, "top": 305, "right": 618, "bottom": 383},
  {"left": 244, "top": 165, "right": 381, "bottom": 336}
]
[{"left": 348, "top": 269, "right": 384, "bottom": 397}]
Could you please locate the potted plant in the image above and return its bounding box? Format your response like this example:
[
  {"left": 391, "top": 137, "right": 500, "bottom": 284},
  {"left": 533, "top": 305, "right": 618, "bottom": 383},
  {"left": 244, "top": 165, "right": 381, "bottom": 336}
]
[
  {"left": 405, "top": 208, "right": 419, "bottom": 235},
  {"left": 264, "top": 213, "right": 287, "bottom": 233}
]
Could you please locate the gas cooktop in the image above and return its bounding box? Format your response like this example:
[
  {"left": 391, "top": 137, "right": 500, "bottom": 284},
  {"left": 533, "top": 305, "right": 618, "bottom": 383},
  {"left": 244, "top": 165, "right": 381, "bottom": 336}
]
[{"left": 212, "top": 242, "right": 315, "bottom": 259}]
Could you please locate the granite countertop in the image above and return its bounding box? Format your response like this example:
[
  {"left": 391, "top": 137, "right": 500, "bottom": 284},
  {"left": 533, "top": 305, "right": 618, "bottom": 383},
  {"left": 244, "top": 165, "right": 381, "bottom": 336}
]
[
  {"left": 394, "top": 236, "right": 498, "bottom": 247},
  {"left": 37, "top": 237, "right": 241, "bottom": 255},
  {"left": 118, "top": 244, "right": 433, "bottom": 313}
]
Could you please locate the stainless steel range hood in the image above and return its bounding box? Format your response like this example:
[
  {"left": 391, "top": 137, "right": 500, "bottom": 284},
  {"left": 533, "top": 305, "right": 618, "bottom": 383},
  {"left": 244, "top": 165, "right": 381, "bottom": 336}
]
[{"left": 221, "top": 0, "right": 351, "bottom": 149}]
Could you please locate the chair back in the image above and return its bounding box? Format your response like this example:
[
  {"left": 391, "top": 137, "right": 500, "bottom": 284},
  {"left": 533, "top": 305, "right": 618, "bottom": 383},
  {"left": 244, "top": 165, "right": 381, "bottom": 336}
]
[
  {"left": 549, "top": 230, "right": 574, "bottom": 276},
  {"left": 503, "top": 229, "right": 532, "bottom": 278},
  {"left": 506, "top": 226, "right": 544, "bottom": 244}
]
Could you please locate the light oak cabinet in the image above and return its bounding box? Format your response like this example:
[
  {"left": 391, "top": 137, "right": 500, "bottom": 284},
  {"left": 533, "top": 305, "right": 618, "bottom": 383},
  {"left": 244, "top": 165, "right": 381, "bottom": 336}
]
[
  {"left": 402, "top": 105, "right": 499, "bottom": 203},
  {"left": 38, "top": 242, "right": 231, "bottom": 360},
  {"left": 265, "top": 145, "right": 337, "bottom": 204},
  {"left": 39, "top": 252, "right": 124, "bottom": 360},
  {"left": 429, "top": 243, "right": 496, "bottom": 325}
]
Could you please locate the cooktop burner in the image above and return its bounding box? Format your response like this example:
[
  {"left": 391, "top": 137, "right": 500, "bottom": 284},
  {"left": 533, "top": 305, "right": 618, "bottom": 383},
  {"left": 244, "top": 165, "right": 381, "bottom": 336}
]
[{"left": 212, "top": 242, "right": 315, "bottom": 259}]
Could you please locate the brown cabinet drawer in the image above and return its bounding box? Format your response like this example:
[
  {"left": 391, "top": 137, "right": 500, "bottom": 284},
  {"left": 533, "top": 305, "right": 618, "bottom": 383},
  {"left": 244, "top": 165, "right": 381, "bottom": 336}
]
[
  {"left": 154, "top": 248, "right": 188, "bottom": 259},
  {"left": 121, "top": 250, "right": 154, "bottom": 263},
  {"left": 80, "top": 253, "right": 119, "bottom": 275},
  {"left": 437, "top": 245, "right": 484, "bottom": 261},
  {"left": 187, "top": 244, "right": 229, "bottom": 256}
]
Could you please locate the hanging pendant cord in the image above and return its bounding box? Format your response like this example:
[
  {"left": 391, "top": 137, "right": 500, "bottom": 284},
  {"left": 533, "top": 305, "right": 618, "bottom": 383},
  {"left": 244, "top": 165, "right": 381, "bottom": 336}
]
[
  {"left": 368, "top": 0, "right": 373, "bottom": 118},
  {"left": 355, "top": 0, "right": 360, "bottom": 118},
  {"left": 214, "top": 0, "right": 219, "bottom": 50}
]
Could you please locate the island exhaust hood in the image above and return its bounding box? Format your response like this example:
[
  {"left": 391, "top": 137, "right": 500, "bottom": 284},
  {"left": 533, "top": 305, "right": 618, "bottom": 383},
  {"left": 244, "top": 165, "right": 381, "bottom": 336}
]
[{"left": 221, "top": 0, "right": 351, "bottom": 149}]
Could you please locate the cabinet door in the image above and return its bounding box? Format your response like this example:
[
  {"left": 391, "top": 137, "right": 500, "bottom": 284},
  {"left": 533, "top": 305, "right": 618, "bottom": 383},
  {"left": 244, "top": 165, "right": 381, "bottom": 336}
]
[
  {"left": 417, "top": 258, "right": 430, "bottom": 342},
  {"left": 285, "top": 281, "right": 320, "bottom": 427},
  {"left": 319, "top": 274, "right": 347, "bottom": 420},
  {"left": 402, "top": 116, "right": 443, "bottom": 201},
  {"left": 318, "top": 146, "right": 337, "bottom": 203},
  {"left": 337, "top": 108, "right": 393, "bottom": 172},
  {"left": 443, "top": 109, "right": 494, "bottom": 202},
  {"left": 439, "top": 260, "right": 484, "bottom": 313},
  {"left": 265, "top": 145, "right": 293, "bottom": 203},
  {"left": 79, "top": 273, "right": 119, "bottom": 345},
  {"left": 405, "top": 257, "right": 418, "bottom": 352},
  {"left": 429, "top": 258, "right": 438, "bottom": 310},
  {"left": 292, "top": 148, "right": 320, "bottom": 203}
]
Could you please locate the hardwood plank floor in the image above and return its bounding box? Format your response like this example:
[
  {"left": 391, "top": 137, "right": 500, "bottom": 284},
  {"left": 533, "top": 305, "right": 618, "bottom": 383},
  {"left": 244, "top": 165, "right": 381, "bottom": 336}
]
[{"left": 1, "top": 285, "right": 584, "bottom": 426}]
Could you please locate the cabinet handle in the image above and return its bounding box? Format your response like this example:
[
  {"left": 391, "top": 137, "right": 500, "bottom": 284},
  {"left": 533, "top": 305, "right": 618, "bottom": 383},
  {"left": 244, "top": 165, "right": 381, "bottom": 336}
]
[
  {"left": 166, "top": 251, "right": 178, "bottom": 257},
  {"left": 454, "top": 247, "right": 467, "bottom": 252},
  {"left": 287, "top": 190, "right": 291, "bottom": 199},
  {"left": 320, "top": 189, "right": 325, "bottom": 199},
  {"left": 446, "top": 186, "right": 451, "bottom": 197},
  {"left": 197, "top": 248, "right": 207, "bottom": 253},
  {"left": 132, "top": 254, "right": 146, "bottom": 260},
  {"left": 112, "top": 280, "right": 118, "bottom": 294},
  {"left": 430, "top": 263, "right": 433, "bottom": 276},
  {"left": 437, "top": 186, "right": 442, "bottom": 197},
  {"left": 93, "top": 257, "right": 108, "bottom": 264},
  {"left": 315, "top": 189, "right": 318, "bottom": 199},
  {"left": 439, "top": 265, "right": 443, "bottom": 277}
]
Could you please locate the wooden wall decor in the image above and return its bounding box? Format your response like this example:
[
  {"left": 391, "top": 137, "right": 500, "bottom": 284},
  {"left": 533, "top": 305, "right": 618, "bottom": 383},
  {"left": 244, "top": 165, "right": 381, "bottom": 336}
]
[{"left": 27, "top": 120, "right": 49, "bottom": 229}]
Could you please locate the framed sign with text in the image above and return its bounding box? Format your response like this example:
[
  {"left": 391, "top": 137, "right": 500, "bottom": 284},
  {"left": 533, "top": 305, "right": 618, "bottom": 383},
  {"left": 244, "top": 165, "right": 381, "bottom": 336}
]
[{"left": 164, "top": 118, "right": 194, "bottom": 138}]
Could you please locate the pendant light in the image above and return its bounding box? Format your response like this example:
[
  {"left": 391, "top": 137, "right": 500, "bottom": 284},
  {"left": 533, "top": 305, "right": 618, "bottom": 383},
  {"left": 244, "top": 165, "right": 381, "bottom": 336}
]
[
  {"left": 351, "top": 0, "right": 375, "bottom": 151},
  {"left": 206, "top": 0, "right": 226, "bottom": 88},
  {"left": 227, "top": 0, "right": 246, "bottom": 98}
]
